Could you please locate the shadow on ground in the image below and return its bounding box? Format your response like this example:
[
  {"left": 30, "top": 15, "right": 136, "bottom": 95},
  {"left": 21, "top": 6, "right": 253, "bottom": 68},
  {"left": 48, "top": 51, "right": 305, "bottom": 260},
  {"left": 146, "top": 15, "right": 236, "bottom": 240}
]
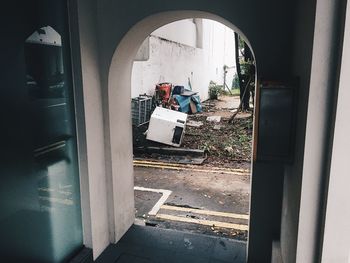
[{"left": 96, "top": 225, "right": 247, "bottom": 263}]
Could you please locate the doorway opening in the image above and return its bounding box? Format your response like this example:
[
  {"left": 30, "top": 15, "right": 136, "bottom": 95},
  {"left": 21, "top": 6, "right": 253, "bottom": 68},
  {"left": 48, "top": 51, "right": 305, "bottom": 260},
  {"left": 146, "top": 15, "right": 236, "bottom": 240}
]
[
  {"left": 130, "top": 18, "right": 255, "bottom": 243},
  {"left": 106, "top": 11, "right": 258, "bottom": 263}
]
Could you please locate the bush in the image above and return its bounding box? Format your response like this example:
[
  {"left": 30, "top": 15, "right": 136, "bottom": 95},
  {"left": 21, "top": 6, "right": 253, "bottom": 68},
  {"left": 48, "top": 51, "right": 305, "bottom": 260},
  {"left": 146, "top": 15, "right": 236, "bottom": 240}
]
[{"left": 208, "top": 81, "right": 222, "bottom": 99}]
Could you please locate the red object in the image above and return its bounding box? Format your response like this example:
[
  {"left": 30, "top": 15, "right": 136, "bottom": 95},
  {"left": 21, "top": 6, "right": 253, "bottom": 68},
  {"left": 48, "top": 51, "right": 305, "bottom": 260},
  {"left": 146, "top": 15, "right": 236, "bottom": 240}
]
[{"left": 156, "top": 83, "right": 172, "bottom": 104}]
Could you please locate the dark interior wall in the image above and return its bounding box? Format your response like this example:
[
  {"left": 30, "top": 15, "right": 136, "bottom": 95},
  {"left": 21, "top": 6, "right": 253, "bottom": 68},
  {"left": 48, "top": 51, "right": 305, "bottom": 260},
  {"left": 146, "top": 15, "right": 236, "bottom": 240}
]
[
  {"left": 94, "top": 1, "right": 298, "bottom": 262},
  {"left": 248, "top": 163, "right": 284, "bottom": 262},
  {"left": 280, "top": 0, "right": 317, "bottom": 262},
  {"left": 97, "top": 0, "right": 296, "bottom": 79}
]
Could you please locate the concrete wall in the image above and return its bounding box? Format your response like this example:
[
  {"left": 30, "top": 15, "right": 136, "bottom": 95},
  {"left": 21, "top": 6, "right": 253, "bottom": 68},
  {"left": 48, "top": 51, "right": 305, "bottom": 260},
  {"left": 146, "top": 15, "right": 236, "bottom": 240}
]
[
  {"left": 321, "top": 2, "right": 350, "bottom": 261},
  {"left": 295, "top": 0, "right": 347, "bottom": 262},
  {"left": 152, "top": 19, "right": 197, "bottom": 47},
  {"left": 203, "top": 19, "right": 236, "bottom": 85},
  {"left": 76, "top": 0, "right": 110, "bottom": 257},
  {"left": 131, "top": 19, "right": 236, "bottom": 101}
]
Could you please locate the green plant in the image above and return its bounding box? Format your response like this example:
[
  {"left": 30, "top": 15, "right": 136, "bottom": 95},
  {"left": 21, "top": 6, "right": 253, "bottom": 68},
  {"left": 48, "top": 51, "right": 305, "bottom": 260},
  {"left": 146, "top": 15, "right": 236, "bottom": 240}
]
[
  {"left": 239, "top": 59, "right": 254, "bottom": 75},
  {"left": 200, "top": 141, "right": 211, "bottom": 153},
  {"left": 238, "top": 134, "right": 249, "bottom": 143},
  {"left": 208, "top": 81, "right": 222, "bottom": 99}
]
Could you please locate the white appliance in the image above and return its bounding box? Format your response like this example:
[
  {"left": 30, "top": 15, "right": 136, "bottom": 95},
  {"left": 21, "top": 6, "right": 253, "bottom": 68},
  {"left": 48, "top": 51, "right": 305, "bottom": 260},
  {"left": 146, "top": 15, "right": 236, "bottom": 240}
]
[{"left": 146, "top": 107, "right": 188, "bottom": 147}]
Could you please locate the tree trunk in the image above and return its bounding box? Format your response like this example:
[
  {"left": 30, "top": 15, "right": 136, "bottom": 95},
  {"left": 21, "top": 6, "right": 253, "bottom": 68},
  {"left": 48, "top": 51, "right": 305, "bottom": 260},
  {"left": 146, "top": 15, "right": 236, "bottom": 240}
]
[
  {"left": 242, "top": 42, "right": 252, "bottom": 110},
  {"left": 244, "top": 42, "right": 253, "bottom": 62},
  {"left": 234, "top": 32, "right": 244, "bottom": 109}
]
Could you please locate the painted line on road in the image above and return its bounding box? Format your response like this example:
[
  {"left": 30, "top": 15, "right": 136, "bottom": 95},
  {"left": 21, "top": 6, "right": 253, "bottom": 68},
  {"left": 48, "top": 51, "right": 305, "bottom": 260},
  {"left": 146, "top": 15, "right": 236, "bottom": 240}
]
[
  {"left": 133, "top": 163, "right": 250, "bottom": 176},
  {"left": 133, "top": 160, "right": 250, "bottom": 174},
  {"left": 134, "top": 160, "right": 250, "bottom": 172},
  {"left": 160, "top": 205, "right": 249, "bottom": 220},
  {"left": 156, "top": 214, "right": 249, "bottom": 231},
  {"left": 134, "top": 186, "right": 172, "bottom": 216}
]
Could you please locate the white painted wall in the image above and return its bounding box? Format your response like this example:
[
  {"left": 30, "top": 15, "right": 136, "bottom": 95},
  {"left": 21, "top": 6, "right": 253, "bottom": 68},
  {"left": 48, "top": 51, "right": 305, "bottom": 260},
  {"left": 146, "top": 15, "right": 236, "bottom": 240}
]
[
  {"left": 131, "top": 19, "right": 236, "bottom": 101},
  {"left": 321, "top": 2, "right": 350, "bottom": 262},
  {"left": 152, "top": 19, "right": 197, "bottom": 47},
  {"left": 76, "top": 0, "right": 110, "bottom": 258},
  {"left": 296, "top": 0, "right": 345, "bottom": 262}
]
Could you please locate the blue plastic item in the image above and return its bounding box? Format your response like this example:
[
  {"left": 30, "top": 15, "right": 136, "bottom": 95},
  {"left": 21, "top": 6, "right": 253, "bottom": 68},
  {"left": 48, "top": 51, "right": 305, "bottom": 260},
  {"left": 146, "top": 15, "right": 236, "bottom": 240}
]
[
  {"left": 191, "top": 95, "right": 202, "bottom": 112},
  {"left": 173, "top": 95, "right": 191, "bottom": 113}
]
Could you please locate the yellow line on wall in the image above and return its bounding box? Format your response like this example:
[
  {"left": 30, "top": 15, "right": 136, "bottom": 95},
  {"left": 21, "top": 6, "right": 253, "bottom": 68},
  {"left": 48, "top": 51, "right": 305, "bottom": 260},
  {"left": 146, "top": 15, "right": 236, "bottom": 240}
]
[
  {"left": 133, "top": 163, "right": 250, "bottom": 176},
  {"left": 156, "top": 214, "right": 249, "bottom": 231},
  {"left": 160, "top": 205, "right": 249, "bottom": 220}
]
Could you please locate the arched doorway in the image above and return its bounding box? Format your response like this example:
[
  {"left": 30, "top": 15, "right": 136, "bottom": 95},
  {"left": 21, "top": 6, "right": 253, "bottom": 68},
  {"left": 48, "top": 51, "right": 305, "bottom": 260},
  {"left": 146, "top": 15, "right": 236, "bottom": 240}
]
[
  {"left": 106, "top": 11, "right": 257, "bottom": 246},
  {"left": 80, "top": 2, "right": 297, "bottom": 261},
  {"left": 130, "top": 18, "right": 254, "bottom": 239}
]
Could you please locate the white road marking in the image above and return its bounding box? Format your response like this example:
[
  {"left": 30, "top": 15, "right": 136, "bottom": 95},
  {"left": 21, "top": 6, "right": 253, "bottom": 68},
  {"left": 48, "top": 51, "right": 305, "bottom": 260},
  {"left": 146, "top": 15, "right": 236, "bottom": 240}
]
[{"left": 134, "top": 186, "right": 172, "bottom": 216}]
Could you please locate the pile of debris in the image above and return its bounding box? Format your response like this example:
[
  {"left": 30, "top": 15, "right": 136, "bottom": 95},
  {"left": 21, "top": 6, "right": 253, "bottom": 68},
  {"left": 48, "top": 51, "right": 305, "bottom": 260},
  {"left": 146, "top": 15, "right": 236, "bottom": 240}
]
[
  {"left": 131, "top": 83, "right": 203, "bottom": 128},
  {"left": 154, "top": 83, "right": 202, "bottom": 114},
  {"left": 132, "top": 82, "right": 203, "bottom": 147},
  {"left": 183, "top": 97, "right": 253, "bottom": 168},
  {"left": 132, "top": 84, "right": 253, "bottom": 168}
]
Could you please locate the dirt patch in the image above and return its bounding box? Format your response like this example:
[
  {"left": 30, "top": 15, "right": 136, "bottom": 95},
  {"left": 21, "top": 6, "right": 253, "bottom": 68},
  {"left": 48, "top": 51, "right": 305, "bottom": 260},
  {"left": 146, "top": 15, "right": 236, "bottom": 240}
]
[
  {"left": 212, "top": 95, "right": 240, "bottom": 110},
  {"left": 182, "top": 97, "right": 253, "bottom": 169}
]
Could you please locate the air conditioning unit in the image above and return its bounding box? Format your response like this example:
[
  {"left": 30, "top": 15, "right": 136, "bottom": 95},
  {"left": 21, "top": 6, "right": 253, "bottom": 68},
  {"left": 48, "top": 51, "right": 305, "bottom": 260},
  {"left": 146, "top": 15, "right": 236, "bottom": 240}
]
[
  {"left": 131, "top": 95, "right": 152, "bottom": 126},
  {"left": 146, "top": 107, "right": 187, "bottom": 147}
]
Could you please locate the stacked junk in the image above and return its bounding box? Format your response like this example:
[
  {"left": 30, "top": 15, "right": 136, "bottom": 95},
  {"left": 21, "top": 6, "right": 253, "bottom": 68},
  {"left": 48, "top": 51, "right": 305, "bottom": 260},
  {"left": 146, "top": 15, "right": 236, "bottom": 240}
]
[{"left": 132, "top": 82, "right": 202, "bottom": 148}]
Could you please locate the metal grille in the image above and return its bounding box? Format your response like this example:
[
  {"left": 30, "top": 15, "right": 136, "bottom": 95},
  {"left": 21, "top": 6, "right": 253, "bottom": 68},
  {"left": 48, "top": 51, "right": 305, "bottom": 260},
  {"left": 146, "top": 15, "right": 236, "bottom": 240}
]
[{"left": 131, "top": 95, "right": 152, "bottom": 126}]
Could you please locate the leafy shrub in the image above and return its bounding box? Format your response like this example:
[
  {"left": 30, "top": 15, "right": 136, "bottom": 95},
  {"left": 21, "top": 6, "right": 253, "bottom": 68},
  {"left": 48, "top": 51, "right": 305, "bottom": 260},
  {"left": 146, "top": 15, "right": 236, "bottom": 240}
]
[{"left": 208, "top": 81, "right": 222, "bottom": 99}]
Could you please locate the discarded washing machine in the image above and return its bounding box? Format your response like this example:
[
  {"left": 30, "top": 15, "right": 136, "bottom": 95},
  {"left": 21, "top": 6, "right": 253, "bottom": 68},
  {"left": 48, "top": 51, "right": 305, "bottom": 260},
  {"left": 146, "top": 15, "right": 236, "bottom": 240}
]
[{"left": 146, "top": 107, "right": 188, "bottom": 147}]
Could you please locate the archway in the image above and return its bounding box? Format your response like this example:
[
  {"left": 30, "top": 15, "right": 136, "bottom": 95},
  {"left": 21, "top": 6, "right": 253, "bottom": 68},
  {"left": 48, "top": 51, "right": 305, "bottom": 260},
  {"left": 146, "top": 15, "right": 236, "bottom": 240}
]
[
  {"left": 130, "top": 18, "right": 254, "bottom": 241},
  {"left": 106, "top": 11, "right": 257, "bottom": 245}
]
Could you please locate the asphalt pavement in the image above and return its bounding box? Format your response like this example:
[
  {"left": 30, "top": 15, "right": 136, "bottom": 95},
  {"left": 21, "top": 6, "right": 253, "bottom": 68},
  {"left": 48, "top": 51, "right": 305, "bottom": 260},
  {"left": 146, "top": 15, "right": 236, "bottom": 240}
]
[{"left": 133, "top": 161, "right": 251, "bottom": 240}]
